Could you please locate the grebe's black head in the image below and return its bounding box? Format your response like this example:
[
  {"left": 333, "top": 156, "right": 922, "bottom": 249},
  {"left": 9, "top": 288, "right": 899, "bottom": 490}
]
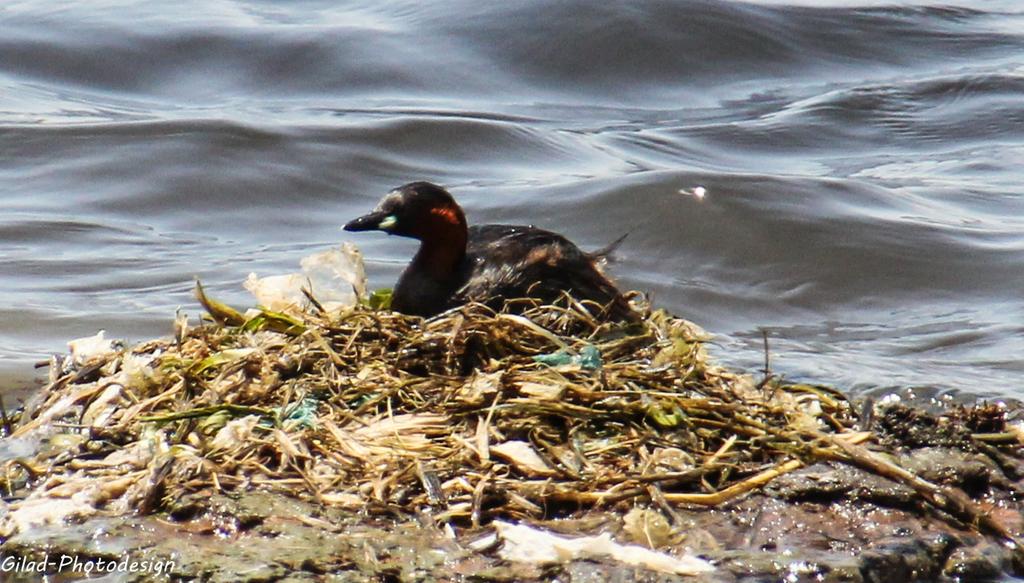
[{"left": 344, "top": 182, "right": 467, "bottom": 241}]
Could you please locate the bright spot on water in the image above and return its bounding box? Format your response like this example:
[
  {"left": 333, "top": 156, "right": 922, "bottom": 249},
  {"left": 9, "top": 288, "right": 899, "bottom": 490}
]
[{"left": 678, "top": 186, "right": 707, "bottom": 200}]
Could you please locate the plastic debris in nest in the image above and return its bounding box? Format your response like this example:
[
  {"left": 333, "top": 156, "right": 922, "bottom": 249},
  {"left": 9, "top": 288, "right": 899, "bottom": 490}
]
[
  {"left": 532, "top": 344, "right": 602, "bottom": 370},
  {"left": 47, "top": 330, "right": 126, "bottom": 379},
  {"left": 244, "top": 243, "right": 367, "bottom": 316},
  {"left": 276, "top": 397, "right": 320, "bottom": 430},
  {"left": 67, "top": 330, "right": 121, "bottom": 366}
]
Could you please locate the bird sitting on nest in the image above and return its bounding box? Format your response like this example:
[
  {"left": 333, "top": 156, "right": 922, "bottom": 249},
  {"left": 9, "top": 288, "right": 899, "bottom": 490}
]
[{"left": 344, "top": 181, "right": 637, "bottom": 322}]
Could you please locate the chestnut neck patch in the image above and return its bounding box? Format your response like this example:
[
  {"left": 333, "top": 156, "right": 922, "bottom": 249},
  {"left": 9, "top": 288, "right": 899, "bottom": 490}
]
[{"left": 429, "top": 205, "right": 463, "bottom": 227}]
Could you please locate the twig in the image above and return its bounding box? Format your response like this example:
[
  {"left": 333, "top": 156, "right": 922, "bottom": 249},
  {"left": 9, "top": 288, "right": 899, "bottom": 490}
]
[
  {"left": 0, "top": 394, "right": 10, "bottom": 436},
  {"left": 822, "top": 430, "right": 1024, "bottom": 563},
  {"left": 140, "top": 404, "right": 274, "bottom": 423}
]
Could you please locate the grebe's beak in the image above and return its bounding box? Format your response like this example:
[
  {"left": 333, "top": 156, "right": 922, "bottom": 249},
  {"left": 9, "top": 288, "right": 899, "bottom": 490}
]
[{"left": 343, "top": 211, "right": 397, "bottom": 232}]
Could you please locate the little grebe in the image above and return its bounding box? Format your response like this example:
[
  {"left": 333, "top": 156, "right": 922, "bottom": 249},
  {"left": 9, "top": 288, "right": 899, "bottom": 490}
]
[{"left": 344, "top": 182, "right": 637, "bottom": 321}]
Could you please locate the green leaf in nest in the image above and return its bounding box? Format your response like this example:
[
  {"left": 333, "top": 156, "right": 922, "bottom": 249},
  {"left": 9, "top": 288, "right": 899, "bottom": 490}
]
[
  {"left": 648, "top": 402, "right": 686, "bottom": 428},
  {"left": 194, "top": 280, "right": 245, "bottom": 326},
  {"left": 242, "top": 310, "right": 306, "bottom": 335},
  {"left": 365, "top": 288, "right": 393, "bottom": 310},
  {"left": 192, "top": 348, "right": 256, "bottom": 375},
  {"left": 198, "top": 409, "right": 233, "bottom": 436}
]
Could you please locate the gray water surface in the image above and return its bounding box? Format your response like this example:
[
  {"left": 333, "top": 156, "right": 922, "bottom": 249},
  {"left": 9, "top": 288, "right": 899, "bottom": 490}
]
[{"left": 2, "top": 0, "right": 1022, "bottom": 401}]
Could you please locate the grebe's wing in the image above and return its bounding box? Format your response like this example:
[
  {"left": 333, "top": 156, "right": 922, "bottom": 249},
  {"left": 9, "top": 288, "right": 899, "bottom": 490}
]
[{"left": 458, "top": 225, "right": 636, "bottom": 321}]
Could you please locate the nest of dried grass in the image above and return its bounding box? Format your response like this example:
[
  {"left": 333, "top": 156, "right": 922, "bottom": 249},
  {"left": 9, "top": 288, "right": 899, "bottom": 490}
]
[{"left": 2, "top": 285, "right": 1020, "bottom": 554}]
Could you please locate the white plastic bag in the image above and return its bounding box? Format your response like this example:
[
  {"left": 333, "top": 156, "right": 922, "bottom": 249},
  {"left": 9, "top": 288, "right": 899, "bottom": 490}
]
[{"left": 244, "top": 243, "right": 367, "bottom": 315}]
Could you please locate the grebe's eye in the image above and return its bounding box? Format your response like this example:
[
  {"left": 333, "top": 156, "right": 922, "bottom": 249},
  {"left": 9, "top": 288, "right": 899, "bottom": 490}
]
[{"left": 378, "top": 215, "right": 398, "bottom": 231}]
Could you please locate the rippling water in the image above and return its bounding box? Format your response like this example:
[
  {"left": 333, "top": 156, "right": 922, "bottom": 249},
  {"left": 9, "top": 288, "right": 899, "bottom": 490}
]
[{"left": 2, "top": 0, "right": 1022, "bottom": 402}]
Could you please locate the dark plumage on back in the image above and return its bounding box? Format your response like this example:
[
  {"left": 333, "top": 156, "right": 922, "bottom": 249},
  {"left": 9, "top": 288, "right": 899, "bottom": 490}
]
[{"left": 344, "top": 182, "right": 636, "bottom": 321}]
